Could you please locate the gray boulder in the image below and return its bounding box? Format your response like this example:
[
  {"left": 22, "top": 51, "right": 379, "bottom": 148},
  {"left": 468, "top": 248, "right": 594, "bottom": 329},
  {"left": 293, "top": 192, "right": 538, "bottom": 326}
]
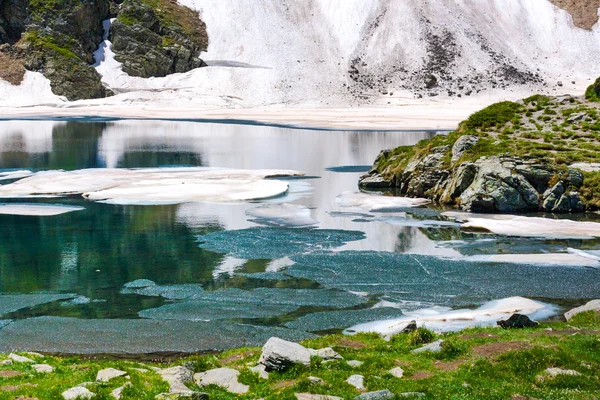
[
  {"left": 411, "top": 340, "right": 444, "bottom": 354},
  {"left": 355, "top": 390, "right": 395, "bottom": 399},
  {"left": 452, "top": 135, "right": 479, "bottom": 163},
  {"left": 194, "top": 368, "right": 249, "bottom": 394},
  {"left": 565, "top": 299, "right": 600, "bottom": 320},
  {"left": 259, "top": 337, "right": 312, "bottom": 371}
]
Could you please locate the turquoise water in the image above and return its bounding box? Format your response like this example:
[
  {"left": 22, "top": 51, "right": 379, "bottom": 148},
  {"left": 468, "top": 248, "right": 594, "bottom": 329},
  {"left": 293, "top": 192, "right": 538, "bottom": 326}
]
[{"left": 0, "top": 120, "right": 598, "bottom": 354}]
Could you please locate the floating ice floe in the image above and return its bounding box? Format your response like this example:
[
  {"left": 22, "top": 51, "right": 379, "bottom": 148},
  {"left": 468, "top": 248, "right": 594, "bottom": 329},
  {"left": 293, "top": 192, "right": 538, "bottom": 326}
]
[
  {"left": 0, "top": 170, "right": 33, "bottom": 182},
  {"left": 0, "top": 294, "right": 75, "bottom": 316},
  {"left": 344, "top": 297, "right": 558, "bottom": 335},
  {"left": 443, "top": 212, "right": 600, "bottom": 239},
  {"left": 246, "top": 203, "right": 318, "bottom": 227},
  {"left": 466, "top": 253, "right": 600, "bottom": 268},
  {"left": 0, "top": 168, "right": 305, "bottom": 205},
  {"left": 336, "top": 191, "right": 430, "bottom": 211},
  {"left": 0, "top": 203, "right": 85, "bottom": 216}
]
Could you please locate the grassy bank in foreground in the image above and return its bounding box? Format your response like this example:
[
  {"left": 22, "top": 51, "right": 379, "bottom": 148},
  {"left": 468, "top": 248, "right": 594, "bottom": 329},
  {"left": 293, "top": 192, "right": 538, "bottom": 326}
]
[{"left": 1, "top": 312, "right": 599, "bottom": 400}]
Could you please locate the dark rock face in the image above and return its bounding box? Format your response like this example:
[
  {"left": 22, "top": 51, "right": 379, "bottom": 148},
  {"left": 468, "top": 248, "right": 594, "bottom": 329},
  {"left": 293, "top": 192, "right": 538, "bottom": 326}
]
[
  {"left": 0, "top": 0, "right": 29, "bottom": 43},
  {"left": 111, "top": 0, "right": 207, "bottom": 78},
  {"left": 497, "top": 314, "right": 539, "bottom": 329},
  {"left": 360, "top": 135, "right": 589, "bottom": 214}
]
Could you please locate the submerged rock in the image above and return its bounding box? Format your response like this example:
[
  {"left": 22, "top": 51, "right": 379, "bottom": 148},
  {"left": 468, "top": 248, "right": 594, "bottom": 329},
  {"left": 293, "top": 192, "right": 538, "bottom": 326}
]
[{"left": 497, "top": 313, "right": 538, "bottom": 329}]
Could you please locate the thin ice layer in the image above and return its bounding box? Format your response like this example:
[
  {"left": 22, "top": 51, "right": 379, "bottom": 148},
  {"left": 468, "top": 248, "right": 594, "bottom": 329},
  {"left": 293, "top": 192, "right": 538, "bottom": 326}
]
[
  {"left": 345, "top": 297, "right": 557, "bottom": 334},
  {"left": 444, "top": 212, "right": 600, "bottom": 239},
  {"left": 198, "top": 227, "right": 365, "bottom": 259},
  {"left": 0, "top": 168, "right": 305, "bottom": 205},
  {"left": 0, "top": 316, "right": 315, "bottom": 353},
  {"left": 287, "top": 251, "right": 600, "bottom": 305},
  {"left": 0, "top": 294, "right": 75, "bottom": 316},
  {"left": 336, "top": 191, "right": 430, "bottom": 211},
  {"left": 285, "top": 307, "right": 405, "bottom": 332},
  {"left": 466, "top": 253, "right": 600, "bottom": 267},
  {"left": 0, "top": 203, "right": 84, "bottom": 216},
  {"left": 138, "top": 287, "right": 368, "bottom": 321}
]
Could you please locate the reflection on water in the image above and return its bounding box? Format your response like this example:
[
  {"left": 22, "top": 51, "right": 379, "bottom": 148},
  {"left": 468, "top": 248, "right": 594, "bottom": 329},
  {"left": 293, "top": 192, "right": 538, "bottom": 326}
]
[{"left": 0, "top": 120, "right": 599, "bottom": 353}]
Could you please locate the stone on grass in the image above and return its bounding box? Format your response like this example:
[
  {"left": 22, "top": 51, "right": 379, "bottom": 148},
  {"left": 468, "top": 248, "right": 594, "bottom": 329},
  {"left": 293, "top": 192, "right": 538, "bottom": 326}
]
[
  {"left": 355, "top": 390, "right": 395, "bottom": 399},
  {"left": 32, "top": 364, "right": 53, "bottom": 373},
  {"left": 545, "top": 368, "right": 581, "bottom": 377},
  {"left": 399, "top": 393, "right": 425, "bottom": 398},
  {"left": 0, "top": 359, "right": 13, "bottom": 365},
  {"left": 132, "top": 368, "right": 149, "bottom": 373},
  {"left": 259, "top": 337, "right": 312, "bottom": 371},
  {"left": 249, "top": 364, "right": 269, "bottom": 379},
  {"left": 347, "top": 360, "right": 364, "bottom": 368},
  {"left": 157, "top": 366, "right": 194, "bottom": 394},
  {"left": 411, "top": 340, "right": 444, "bottom": 354},
  {"left": 194, "top": 368, "right": 249, "bottom": 394},
  {"left": 565, "top": 300, "right": 600, "bottom": 320},
  {"left": 389, "top": 367, "right": 404, "bottom": 378},
  {"left": 346, "top": 374, "right": 365, "bottom": 390},
  {"left": 96, "top": 368, "right": 128, "bottom": 382},
  {"left": 401, "top": 321, "right": 418, "bottom": 334},
  {"left": 309, "top": 347, "right": 343, "bottom": 361},
  {"left": 308, "top": 376, "right": 325, "bottom": 385},
  {"left": 295, "top": 394, "right": 343, "bottom": 400},
  {"left": 155, "top": 393, "right": 208, "bottom": 400},
  {"left": 497, "top": 314, "right": 538, "bottom": 329},
  {"left": 9, "top": 353, "right": 34, "bottom": 363},
  {"left": 111, "top": 382, "right": 132, "bottom": 399},
  {"left": 62, "top": 386, "right": 95, "bottom": 400}
]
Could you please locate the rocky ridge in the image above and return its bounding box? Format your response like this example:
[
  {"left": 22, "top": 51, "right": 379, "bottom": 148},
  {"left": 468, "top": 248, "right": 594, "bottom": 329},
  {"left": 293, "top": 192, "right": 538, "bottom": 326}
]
[
  {"left": 0, "top": 0, "right": 207, "bottom": 100},
  {"left": 360, "top": 81, "right": 600, "bottom": 213}
]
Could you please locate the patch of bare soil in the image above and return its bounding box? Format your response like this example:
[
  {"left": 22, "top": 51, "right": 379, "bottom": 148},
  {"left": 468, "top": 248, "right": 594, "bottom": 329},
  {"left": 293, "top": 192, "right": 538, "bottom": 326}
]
[
  {"left": 549, "top": 0, "right": 600, "bottom": 30},
  {"left": 407, "top": 371, "right": 434, "bottom": 380},
  {"left": 0, "top": 370, "right": 24, "bottom": 378},
  {"left": 272, "top": 379, "right": 297, "bottom": 389},
  {"left": 0, "top": 52, "right": 25, "bottom": 85},
  {"left": 434, "top": 359, "right": 466, "bottom": 372},
  {"left": 218, "top": 350, "right": 258, "bottom": 365},
  {"left": 336, "top": 338, "right": 366, "bottom": 349},
  {"left": 472, "top": 341, "right": 532, "bottom": 358}
]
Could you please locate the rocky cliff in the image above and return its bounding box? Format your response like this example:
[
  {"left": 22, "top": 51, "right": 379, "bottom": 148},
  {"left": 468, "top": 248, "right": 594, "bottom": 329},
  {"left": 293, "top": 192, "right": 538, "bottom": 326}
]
[
  {"left": 0, "top": 0, "right": 207, "bottom": 100},
  {"left": 360, "top": 81, "right": 600, "bottom": 213}
]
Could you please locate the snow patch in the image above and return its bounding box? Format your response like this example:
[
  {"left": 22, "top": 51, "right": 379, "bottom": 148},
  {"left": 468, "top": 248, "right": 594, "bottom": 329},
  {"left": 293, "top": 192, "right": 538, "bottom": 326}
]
[
  {"left": 0, "top": 203, "right": 85, "bottom": 216},
  {"left": 336, "top": 192, "right": 430, "bottom": 211},
  {"left": 345, "top": 296, "right": 557, "bottom": 335}
]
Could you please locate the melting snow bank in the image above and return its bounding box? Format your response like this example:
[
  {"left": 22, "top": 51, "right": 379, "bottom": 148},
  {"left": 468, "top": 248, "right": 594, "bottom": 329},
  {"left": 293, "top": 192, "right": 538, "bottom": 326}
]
[
  {"left": 0, "top": 170, "right": 33, "bottom": 182},
  {"left": 336, "top": 192, "right": 430, "bottom": 211},
  {"left": 443, "top": 212, "right": 600, "bottom": 239},
  {"left": 0, "top": 167, "right": 305, "bottom": 205},
  {"left": 345, "top": 297, "right": 558, "bottom": 335},
  {"left": 0, "top": 203, "right": 84, "bottom": 216},
  {"left": 466, "top": 253, "right": 600, "bottom": 268}
]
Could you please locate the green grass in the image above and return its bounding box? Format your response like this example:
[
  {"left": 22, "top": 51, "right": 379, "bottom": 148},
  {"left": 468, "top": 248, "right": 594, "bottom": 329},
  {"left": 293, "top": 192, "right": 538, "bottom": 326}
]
[
  {"left": 585, "top": 78, "right": 600, "bottom": 102},
  {"left": 1, "top": 313, "right": 599, "bottom": 399},
  {"left": 459, "top": 101, "right": 523, "bottom": 131},
  {"left": 22, "top": 30, "right": 79, "bottom": 60}
]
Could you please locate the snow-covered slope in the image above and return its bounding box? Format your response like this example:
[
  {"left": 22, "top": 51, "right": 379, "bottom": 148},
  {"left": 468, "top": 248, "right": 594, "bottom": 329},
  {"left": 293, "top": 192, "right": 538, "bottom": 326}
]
[{"left": 1, "top": 0, "right": 600, "bottom": 113}]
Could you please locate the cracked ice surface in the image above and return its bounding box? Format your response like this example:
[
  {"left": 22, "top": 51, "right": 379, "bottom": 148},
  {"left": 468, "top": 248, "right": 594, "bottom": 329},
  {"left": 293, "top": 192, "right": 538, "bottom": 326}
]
[{"left": 0, "top": 167, "right": 305, "bottom": 205}]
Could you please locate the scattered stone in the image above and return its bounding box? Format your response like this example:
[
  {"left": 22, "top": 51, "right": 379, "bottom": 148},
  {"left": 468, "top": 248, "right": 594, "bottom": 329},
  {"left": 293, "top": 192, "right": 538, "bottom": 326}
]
[
  {"left": 0, "top": 370, "right": 24, "bottom": 378},
  {"left": 411, "top": 340, "right": 444, "bottom": 354},
  {"left": 355, "top": 390, "right": 395, "bottom": 399},
  {"left": 77, "top": 382, "right": 98, "bottom": 388},
  {"left": 308, "top": 376, "right": 326, "bottom": 385},
  {"left": 157, "top": 366, "right": 194, "bottom": 395},
  {"left": 347, "top": 360, "right": 364, "bottom": 368},
  {"left": 310, "top": 347, "right": 343, "bottom": 361},
  {"left": 565, "top": 300, "right": 600, "bottom": 320},
  {"left": 194, "top": 368, "right": 249, "bottom": 394},
  {"left": 9, "top": 353, "right": 34, "bottom": 363},
  {"left": 132, "top": 368, "right": 149, "bottom": 373},
  {"left": 62, "top": 386, "right": 95, "bottom": 400},
  {"left": 295, "top": 394, "right": 343, "bottom": 400},
  {"left": 497, "top": 314, "right": 539, "bottom": 329},
  {"left": 389, "top": 367, "right": 404, "bottom": 378},
  {"left": 399, "top": 393, "right": 426, "bottom": 398},
  {"left": 96, "top": 368, "right": 128, "bottom": 382},
  {"left": 111, "top": 382, "right": 133, "bottom": 399},
  {"left": 259, "top": 337, "right": 312, "bottom": 371},
  {"left": 0, "top": 360, "right": 12, "bottom": 365},
  {"left": 249, "top": 364, "right": 269, "bottom": 380},
  {"left": 346, "top": 374, "right": 365, "bottom": 390},
  {"left": 32, "top": 364, "right": 54, "bottom": 373},
  {"left": 401, "top": 321, "right": 418, "bottom": 334},
  {"left": 544, "top": 367, "right": 581, "bottom": 377},
  {"left": 155, "top": 393, "right": 208, "bottom": 400}
]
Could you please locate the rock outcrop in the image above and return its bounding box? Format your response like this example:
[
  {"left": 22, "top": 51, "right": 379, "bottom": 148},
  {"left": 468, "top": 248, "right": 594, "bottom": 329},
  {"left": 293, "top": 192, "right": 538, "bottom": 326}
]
[
  {"left": 361, "top": 91, "right": 600, "bottom": 213},
  {"left": 111, "top": 0, "right": 208, "bottom": 78}
]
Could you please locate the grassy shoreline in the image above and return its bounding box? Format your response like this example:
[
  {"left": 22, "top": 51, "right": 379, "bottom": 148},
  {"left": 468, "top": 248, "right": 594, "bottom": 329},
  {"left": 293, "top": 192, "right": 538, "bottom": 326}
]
[{"left": 1, "top": 311, "right": 599, "bottom": 399}]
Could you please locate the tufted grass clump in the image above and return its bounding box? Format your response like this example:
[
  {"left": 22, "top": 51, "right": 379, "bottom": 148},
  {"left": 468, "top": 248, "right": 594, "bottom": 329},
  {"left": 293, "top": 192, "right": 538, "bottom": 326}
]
[{"left": 460, "top": 101, "right": 523, "bottom": 131}]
